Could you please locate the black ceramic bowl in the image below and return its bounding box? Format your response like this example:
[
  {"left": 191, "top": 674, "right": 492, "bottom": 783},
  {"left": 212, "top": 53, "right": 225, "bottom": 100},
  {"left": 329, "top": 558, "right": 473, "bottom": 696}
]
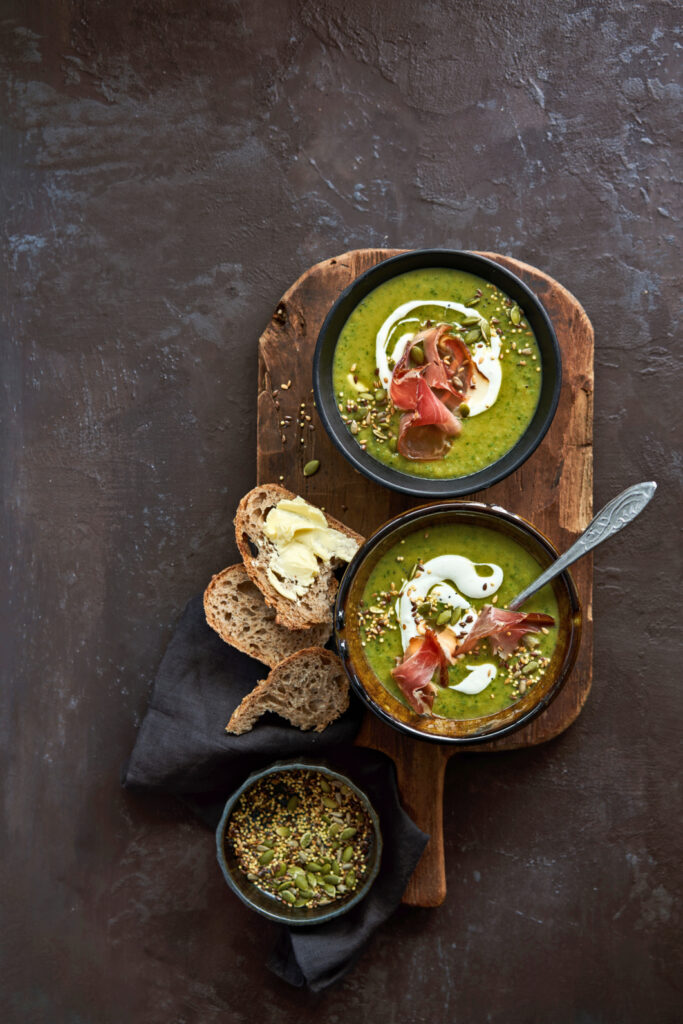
[
  {"left": 313, "top": 249, "right": 561, "bottom": 497},
  {"left": 216, "top": 759, "right": 383, "bottom": 926},
  {"left": 334, "top": 501, "right": 581, "bottom": 745}
]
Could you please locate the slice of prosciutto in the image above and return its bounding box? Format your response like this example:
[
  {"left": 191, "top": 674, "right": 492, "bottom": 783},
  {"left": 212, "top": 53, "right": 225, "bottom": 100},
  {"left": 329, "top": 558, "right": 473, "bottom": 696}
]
[
  {"left": 389, "top": 323, "right": 475, "bottom": 461},
  {"left": 397, "top": 377, "right": 462, "bottom": 460},
  {"left": 391, "top": 628, "right": 449, "bottom": 715},
  {"left": 456, "top": 605, "right": 555, "bottom": 659}
]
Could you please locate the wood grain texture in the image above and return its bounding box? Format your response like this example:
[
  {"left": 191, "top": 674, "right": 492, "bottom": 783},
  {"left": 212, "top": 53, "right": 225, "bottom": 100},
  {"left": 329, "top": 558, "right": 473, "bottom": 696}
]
[{"left": 257, "top": 248, "right": 593, "bottom": 907}]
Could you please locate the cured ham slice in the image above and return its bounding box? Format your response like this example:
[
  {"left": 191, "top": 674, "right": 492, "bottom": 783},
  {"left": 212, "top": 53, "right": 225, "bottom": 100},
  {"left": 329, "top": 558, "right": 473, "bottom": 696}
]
[
  {"left": 424, "top": 327, "right": 475, "bottom": 395},
  {"left": 435, "top": 625, "right": 458, "bottom": 663},
  {"left": 391, "top": 629, "right": 449, "bottom": 714},
  {"left": 389, "top": 334, "right": 428, "bottom": 410},
  {"left": 389, "top": 323, "right": 476, "bottom": 461},
  {"left": 397, "top": 378, "right": 461, "bottom": 460},
  {"left": 456, "top": 605, "right": 555, "bottom": 659}
]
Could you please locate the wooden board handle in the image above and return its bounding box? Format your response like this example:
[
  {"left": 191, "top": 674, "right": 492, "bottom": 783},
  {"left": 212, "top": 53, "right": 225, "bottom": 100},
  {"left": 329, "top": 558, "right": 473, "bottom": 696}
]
[
  {"left": 356, "top": 718, "right": 450, "bottom": 907},
  {"left": 396, "top": 745, "right": 450, "bottom": 907}
]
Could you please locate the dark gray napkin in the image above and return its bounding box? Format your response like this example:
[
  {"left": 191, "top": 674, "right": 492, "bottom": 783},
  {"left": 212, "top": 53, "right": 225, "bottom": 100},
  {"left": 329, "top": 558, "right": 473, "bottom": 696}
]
[{"left": 123, "top": 595, "right": 429, "bottom": 991}]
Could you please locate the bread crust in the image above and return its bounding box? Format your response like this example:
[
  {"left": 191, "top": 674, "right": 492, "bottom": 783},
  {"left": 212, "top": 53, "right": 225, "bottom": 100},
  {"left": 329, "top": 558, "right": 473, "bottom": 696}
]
[
  {"left": 225, "top": 647, "right": 349, "bottom": 734},
  {"left": 203, "top": 563, "right": 331, "bottom": 668}
]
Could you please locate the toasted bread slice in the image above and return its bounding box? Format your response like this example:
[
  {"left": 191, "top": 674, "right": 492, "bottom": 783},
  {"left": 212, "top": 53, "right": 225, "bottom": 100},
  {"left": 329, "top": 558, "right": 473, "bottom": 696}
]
[
  {"left": 234, "top": 484, "right": 363, "bottom": 630},
  {"left": 225, "top": 647, "right": 349, "bottom": 734},
  {"left": 204, "top": 564, "right": 332, "bottom": 668}
]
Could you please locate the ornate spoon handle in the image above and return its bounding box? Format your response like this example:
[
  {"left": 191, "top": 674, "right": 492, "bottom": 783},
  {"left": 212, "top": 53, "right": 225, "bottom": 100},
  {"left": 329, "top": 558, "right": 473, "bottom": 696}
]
[{"left": 508, "top": 481, "right": 657, "bottom": 610}]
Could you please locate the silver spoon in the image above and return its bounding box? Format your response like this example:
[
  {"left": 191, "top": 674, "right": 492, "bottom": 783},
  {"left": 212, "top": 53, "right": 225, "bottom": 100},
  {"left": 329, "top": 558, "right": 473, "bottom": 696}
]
[{"left": 508, "top": 480, "right": 657, "bottom": 610}]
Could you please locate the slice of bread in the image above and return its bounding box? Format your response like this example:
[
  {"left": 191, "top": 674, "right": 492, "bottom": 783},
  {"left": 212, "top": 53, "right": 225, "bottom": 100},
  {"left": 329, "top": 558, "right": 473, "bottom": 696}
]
[
  {"left": 204, "top": 564, "right": 332, "bottom": 668},
  {"left": 234, "top": 484, "right": 364, "bottom": 631},
  {"left": 225, "top": 647, "right": 349, "bottom": 734}
]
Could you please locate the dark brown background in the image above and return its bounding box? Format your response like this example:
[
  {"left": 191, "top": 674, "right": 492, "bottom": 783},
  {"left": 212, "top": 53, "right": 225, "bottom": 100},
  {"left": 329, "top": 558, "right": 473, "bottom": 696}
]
[{"left": 2, "top": 2, "right": 680, "bottom": 1021}]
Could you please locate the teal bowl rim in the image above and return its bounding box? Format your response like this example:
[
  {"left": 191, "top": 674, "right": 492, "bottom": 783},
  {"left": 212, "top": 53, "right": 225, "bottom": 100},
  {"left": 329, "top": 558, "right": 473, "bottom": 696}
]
[{"left": 215, "top": 758, "right": 383, "bottom": 927}]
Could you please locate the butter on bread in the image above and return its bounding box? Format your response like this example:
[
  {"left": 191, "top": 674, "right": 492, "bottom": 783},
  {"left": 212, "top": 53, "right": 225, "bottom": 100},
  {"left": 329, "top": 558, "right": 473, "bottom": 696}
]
[{"left": 235, "top": 484, "right": 363, "bottom": 631}]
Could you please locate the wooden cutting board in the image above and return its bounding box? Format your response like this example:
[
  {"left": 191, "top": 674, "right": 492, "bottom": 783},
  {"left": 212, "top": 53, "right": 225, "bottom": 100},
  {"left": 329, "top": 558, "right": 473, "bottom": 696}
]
[{"left": 256, "top": 249, "right": 593, "bottom": 907}]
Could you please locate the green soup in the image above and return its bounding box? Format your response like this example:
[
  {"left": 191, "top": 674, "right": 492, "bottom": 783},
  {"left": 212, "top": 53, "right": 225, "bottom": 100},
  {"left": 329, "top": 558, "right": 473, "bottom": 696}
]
[
  {"left": 332, "top": 267, "right": 542, "bottom": 479},
  {"left": 359, "top": 523, "right": 559, "bottom": 719}
]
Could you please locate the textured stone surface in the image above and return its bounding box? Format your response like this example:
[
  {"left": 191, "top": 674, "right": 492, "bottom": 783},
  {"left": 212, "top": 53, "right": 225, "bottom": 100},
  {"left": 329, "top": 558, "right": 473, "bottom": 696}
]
[{"left": 1, "top": 1, "right": 680, "bottom": 1021}]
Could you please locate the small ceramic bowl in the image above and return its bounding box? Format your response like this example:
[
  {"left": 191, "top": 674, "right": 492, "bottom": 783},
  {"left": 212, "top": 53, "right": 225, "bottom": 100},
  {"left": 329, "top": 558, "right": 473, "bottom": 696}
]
[
  {"left": 313, "top": 249, "right": 561, "bottom": 497},
  {"left": 216, "top": 759, "right": 383, "bottom": 926},
  {"left": 334, "top": 502, "right": 581, "bottom": 745}
]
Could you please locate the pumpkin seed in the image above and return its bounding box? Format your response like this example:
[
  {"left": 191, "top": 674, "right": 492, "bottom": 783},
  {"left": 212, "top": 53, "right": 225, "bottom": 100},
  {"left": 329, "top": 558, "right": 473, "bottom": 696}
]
[
  {"left": 274, "top": 862, "right": 287, "bottom": 878},
  {"left": 480, "top": 319, "right": 491, "bottom": 342},
  {"left": 306, "top": 873, "right": 318, "bottom": 888},
  {"left": 342, "top": 845, "right": 354, "bottom": 863},
  {"left": 294, "top": 898, "right": 308, "bottom": 907},
  {"left": 322, "top": 796, "right": 338, "bottom": 810},
  {"left": 280, "top": 890, "right": 296, "bottom": 904},
  {"left": 467, "top": 296, "right": 481, "bottom": 305},
  {"left": 346, "top": 870, "right": 357, "bottom": 888},
  {"left": 330, "top": 860, "right": 341, "bottom": 874},
  {"left": 263, "top": 839, "right": 275, "bottom": 848},
  {"left": 374, "top": 388, "right": 386, "bottom": 403},
  {"left": 327, "top": 822, "right": 342, "bottom": 838},
  {"left": 417, "top": 602, "right": 432, "bottom": 618},
  {"left": 436, "top": 609, "right": 452, "bottom": 626},
  {"left": 450, "top": 608, "right": 461, "bottom": 625},
  {"left": 465, "top": 329, "right": 480, "bottom": 344},
  {"left": 303, "top": 459, "right": 320, "bottom": 477},
  {"left": 410, "top": 344, "right": 425, "bottom": 365},
  {"left": 525, "top": 659, "right": 541, "bottom": 674},
  {"left": 319, "top": 778, "right": 331, "bottom": 793},
  {"left": 287, "top": 795, "right": 299, "bottom": 811},
  {"left": 300, "top": 831, "right": 312, "bottom": 848},
  {"left": 295, "top": 874, "right": 310, "bottom": 891},
  {"left": 275, "top": 826, "right": 290, "bottom": 838},
  {"left": 510, "top": 305, "right": 521, "bottom": 325},
  {"left": 458, "top": 402, "right": 470, "bottom": 418},
  {"left": 462, "top": 315, "right": 480, "bottom": 326},
  {"left": 340, "top": 827, "right": 357, "bottom": 841},
  {"left": 523, "top": 634, "right": 539, "bottom": 648},
  {"left": 259, "top": 849, "right": 275, "bottom": 865},
  {"left": 346, "top": 372, "right": 368, "bottom": 393},
  {"left": 323, "top": 874, "right": 342, "bottom": 885},
  {"left": 323, "top": 884, "right": 337, "bottom": 898}
]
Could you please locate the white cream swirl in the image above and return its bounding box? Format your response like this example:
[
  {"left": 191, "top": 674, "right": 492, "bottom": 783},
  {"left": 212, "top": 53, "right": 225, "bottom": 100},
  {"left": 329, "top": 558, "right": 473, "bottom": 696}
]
[
  {"left": 375, "top": 300, "right": 502, "bottom": 417},
  {"left": 395, "top": 553, "right": 503, "bottom": 695}
]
